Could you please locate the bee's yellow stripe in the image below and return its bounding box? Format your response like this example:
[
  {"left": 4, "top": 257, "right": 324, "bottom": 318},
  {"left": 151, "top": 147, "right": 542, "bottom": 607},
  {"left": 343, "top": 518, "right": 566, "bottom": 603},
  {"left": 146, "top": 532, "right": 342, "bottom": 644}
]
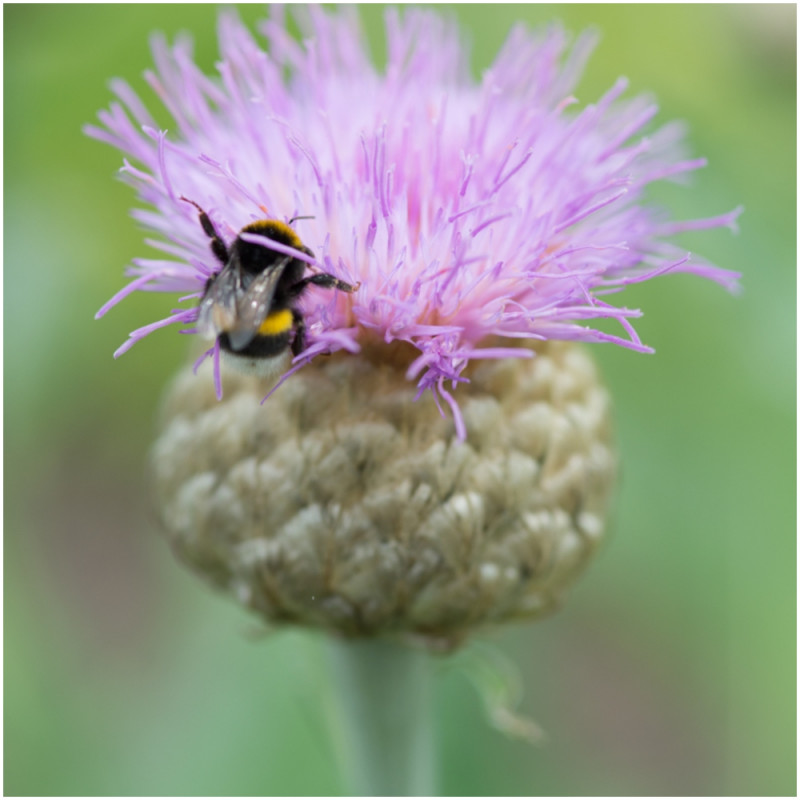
[
  {"left": 258, "top": 308, "right": 293, "bottom": 336},
  {"left": 242, "top": 219, "right": 303, "bottom": 250}
]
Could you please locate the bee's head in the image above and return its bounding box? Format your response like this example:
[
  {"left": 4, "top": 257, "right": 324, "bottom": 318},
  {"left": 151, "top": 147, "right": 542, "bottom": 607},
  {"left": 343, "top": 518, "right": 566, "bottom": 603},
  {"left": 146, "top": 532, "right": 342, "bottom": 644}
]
[{"left": 235, "top": 220, "right": 312, "bottom": 275}]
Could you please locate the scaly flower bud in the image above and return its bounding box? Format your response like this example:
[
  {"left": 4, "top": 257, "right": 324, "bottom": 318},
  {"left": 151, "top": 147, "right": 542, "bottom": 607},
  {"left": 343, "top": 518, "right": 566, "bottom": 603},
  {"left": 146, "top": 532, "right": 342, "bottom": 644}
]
[{"left": 153, "top": 340, "right": 613, "bottom": 646}]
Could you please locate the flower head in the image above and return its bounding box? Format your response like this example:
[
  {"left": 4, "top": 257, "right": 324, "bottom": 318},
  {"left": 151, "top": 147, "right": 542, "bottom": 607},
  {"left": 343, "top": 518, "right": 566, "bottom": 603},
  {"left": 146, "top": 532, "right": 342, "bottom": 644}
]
[
  {"left": 90, "top": 8, "right": 745, "bottom": 644},
  {"left": 88, "top": 7, "right": 739, "bottom": 437}
]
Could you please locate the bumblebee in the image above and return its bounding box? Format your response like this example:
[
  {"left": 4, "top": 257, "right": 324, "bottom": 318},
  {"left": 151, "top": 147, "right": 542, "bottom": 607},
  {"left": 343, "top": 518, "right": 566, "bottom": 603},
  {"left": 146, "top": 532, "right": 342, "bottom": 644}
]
[{"left": 183, "top": 197, "right": 357, "bottom": 376}]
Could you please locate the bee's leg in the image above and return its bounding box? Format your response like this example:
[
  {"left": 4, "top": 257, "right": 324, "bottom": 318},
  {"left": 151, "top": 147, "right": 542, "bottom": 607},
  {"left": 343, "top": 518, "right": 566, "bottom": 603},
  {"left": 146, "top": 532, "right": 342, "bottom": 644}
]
[
  {"left": 180, "top": 196, "right": 229, "bottom": 266},
  {"left": 290, "top": 309, "right": 306, "bottom": 356},
  {"left": 289, "top": 273, "right": 358, "bottom": 296}
]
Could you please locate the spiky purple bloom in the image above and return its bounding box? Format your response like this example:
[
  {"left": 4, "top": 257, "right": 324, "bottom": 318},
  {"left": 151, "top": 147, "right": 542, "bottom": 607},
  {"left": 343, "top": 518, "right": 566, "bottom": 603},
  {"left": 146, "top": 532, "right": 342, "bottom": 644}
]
[{"left": 88, "top": 7, "right": 740, "bottom": 437}]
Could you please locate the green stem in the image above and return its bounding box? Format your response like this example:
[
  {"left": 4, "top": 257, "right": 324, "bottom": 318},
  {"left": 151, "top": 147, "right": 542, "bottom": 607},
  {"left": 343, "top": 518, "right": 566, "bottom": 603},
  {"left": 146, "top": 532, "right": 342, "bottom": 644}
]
[{"left": 326, "top": 636, "right": 436, "bottom": 796}]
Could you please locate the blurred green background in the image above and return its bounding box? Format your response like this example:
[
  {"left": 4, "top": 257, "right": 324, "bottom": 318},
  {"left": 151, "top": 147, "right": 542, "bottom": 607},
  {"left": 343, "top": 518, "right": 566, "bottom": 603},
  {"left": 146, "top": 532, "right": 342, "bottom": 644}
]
[{"left": 5, "top": 3, "right": 795, "bottom": 795}]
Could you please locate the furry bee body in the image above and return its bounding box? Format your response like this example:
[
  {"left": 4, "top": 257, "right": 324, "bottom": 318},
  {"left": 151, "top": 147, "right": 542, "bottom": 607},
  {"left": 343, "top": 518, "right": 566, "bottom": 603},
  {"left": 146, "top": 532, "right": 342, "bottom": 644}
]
[{"left": 183, "top": 198, "right": 357, "bottom": 376}]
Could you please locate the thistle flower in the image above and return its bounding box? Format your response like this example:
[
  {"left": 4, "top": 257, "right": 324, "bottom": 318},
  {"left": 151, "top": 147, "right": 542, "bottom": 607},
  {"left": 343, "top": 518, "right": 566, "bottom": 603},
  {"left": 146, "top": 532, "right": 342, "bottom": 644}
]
[{"left": 88, "top": 8, "right": 739, "bottom": 646}]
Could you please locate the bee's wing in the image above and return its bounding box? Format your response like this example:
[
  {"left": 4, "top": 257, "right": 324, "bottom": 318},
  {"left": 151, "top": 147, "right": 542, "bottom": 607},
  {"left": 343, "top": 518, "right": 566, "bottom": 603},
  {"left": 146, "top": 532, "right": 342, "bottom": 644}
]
[
  {"left": 225, "top": 260, "right": 288, "bottom": 351},
  {"left": 196, "top": 265, "right": 242, "bottom": 340}
]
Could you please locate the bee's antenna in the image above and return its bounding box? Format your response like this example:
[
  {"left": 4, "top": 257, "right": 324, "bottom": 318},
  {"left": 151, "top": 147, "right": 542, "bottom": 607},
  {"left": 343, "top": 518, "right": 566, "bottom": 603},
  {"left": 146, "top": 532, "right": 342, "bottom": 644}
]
[
  {"left": 288, "top": 215, "right": 315, "bottom": 226},
  {"left": 180, "top": 195, "right": 204, "bottom": 214}
]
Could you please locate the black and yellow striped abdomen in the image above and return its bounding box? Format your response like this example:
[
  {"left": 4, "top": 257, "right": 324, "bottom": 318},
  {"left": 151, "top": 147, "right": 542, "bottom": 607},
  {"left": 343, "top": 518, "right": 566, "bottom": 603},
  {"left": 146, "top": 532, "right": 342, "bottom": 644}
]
[{"left": 219, "top": 308, "right": 295, "bottom": 359}]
